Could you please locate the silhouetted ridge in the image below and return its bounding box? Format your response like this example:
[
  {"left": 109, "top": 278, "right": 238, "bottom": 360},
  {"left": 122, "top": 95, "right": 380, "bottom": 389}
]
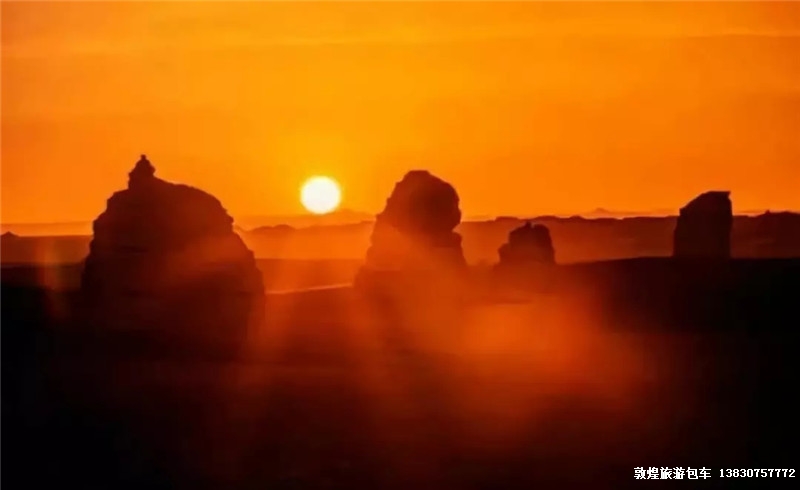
[
  {"left": 80, "top": 155, "right": 264, "bottom": 353},
  {"left": 673, "top": 191, "right": 733, "bottom": 258}
]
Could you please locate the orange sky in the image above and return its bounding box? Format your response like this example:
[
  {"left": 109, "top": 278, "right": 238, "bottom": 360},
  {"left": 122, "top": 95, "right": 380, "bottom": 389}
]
[{"left": 2, "top": 1, "right": 799, "bottom": 223}]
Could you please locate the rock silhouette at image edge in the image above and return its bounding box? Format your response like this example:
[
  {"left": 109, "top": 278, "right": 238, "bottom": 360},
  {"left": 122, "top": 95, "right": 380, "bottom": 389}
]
[{"left": 80, "top": 155, "right": 264, "bottom": 351}]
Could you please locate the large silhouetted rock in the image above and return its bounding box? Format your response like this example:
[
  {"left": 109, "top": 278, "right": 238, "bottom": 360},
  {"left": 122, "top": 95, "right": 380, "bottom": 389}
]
[
  {"left": 673, "top": 191, "right": 733, "bottom": 259},
  {"left": 80, "top": 155, "right": 264, "bottom": 353},
  {"left": 497, "top": 222, "right": 555, "bottom": 267},
  {"left": 355, "top": 170, "right": 466, "bottom": 292}
]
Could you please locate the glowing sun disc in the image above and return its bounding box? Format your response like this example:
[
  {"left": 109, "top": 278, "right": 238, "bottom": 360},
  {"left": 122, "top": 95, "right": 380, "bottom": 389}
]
[{"left": 300, "top": 176, "right": 341, "bottom": 214}]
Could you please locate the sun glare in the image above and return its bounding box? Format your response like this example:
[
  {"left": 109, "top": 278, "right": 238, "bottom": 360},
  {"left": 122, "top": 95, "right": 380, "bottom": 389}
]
[{"left": 300, "top": 176, "right": 342, "bottom": 214}]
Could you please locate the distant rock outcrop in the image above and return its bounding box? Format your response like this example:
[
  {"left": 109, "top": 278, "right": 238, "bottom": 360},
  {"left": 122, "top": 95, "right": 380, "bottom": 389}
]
[
  {"left": 673, "top": 191, "right": 733, "bottom": 258},
  {"left": 746, "top": 211, "right": 800, "bottom": 258},
  {"left": 492, "top": 222, "right": 556, "bottom": 292},
  {"left": 80, "top": 155, "right": 264, "bottom": 352},
  {"left": 497, "top": 222, "right": 556, "bottom": 267},
  {"left": 355, "top": 170, "right": 466, "bottom": 291}
]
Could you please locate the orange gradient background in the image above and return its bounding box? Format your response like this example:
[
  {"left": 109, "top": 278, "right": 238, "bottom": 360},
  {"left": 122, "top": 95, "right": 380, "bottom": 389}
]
[{"left": 2, "top": 1, "right": 799, "bottom": 223}]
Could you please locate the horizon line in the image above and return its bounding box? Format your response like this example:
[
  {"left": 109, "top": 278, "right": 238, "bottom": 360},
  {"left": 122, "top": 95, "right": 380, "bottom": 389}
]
[{"left": 3, "top": 208, "right": 798, "bottom": 228}]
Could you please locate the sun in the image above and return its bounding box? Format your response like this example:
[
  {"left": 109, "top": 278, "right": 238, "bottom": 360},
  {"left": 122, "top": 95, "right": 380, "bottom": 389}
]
[{"left": 300, "top": 176, "right": 342, "bottom": 214}]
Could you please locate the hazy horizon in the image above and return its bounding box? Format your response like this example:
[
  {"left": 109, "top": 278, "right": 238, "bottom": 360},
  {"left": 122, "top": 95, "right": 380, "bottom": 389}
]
[{"left": 1, "top": 206, "right": 790, "bottom": 239}]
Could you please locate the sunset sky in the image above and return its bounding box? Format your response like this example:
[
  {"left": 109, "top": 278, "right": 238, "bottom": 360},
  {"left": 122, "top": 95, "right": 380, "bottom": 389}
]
[{"left": 2, "top": 1, "right": 799, "bottom": 224}]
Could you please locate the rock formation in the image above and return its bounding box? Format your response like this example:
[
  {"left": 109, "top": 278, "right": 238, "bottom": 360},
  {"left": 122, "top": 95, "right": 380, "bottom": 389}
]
[
  {"left": 492, "top": 222, "right": 556, "bottom": 293},
  {"left": 673, "top": 191, "right": 733, "bottom": 259},
  {"left": 497, "top": 222, "right": 556, "bottom": 267},
  {"left": 355, "top": 170, "right": 466, "bottom": 291},
  {"left": 80, "top": 155, "right": 264, "bottom": 352},
  {"left": 748, "top": 211, "right": 800, "bottom": 258}
]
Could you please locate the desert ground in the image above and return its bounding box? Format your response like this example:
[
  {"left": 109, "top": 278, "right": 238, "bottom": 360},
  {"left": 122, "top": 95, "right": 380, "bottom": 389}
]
[{"left": 3, "top": 259, "right": 798, "bottom": 489}]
